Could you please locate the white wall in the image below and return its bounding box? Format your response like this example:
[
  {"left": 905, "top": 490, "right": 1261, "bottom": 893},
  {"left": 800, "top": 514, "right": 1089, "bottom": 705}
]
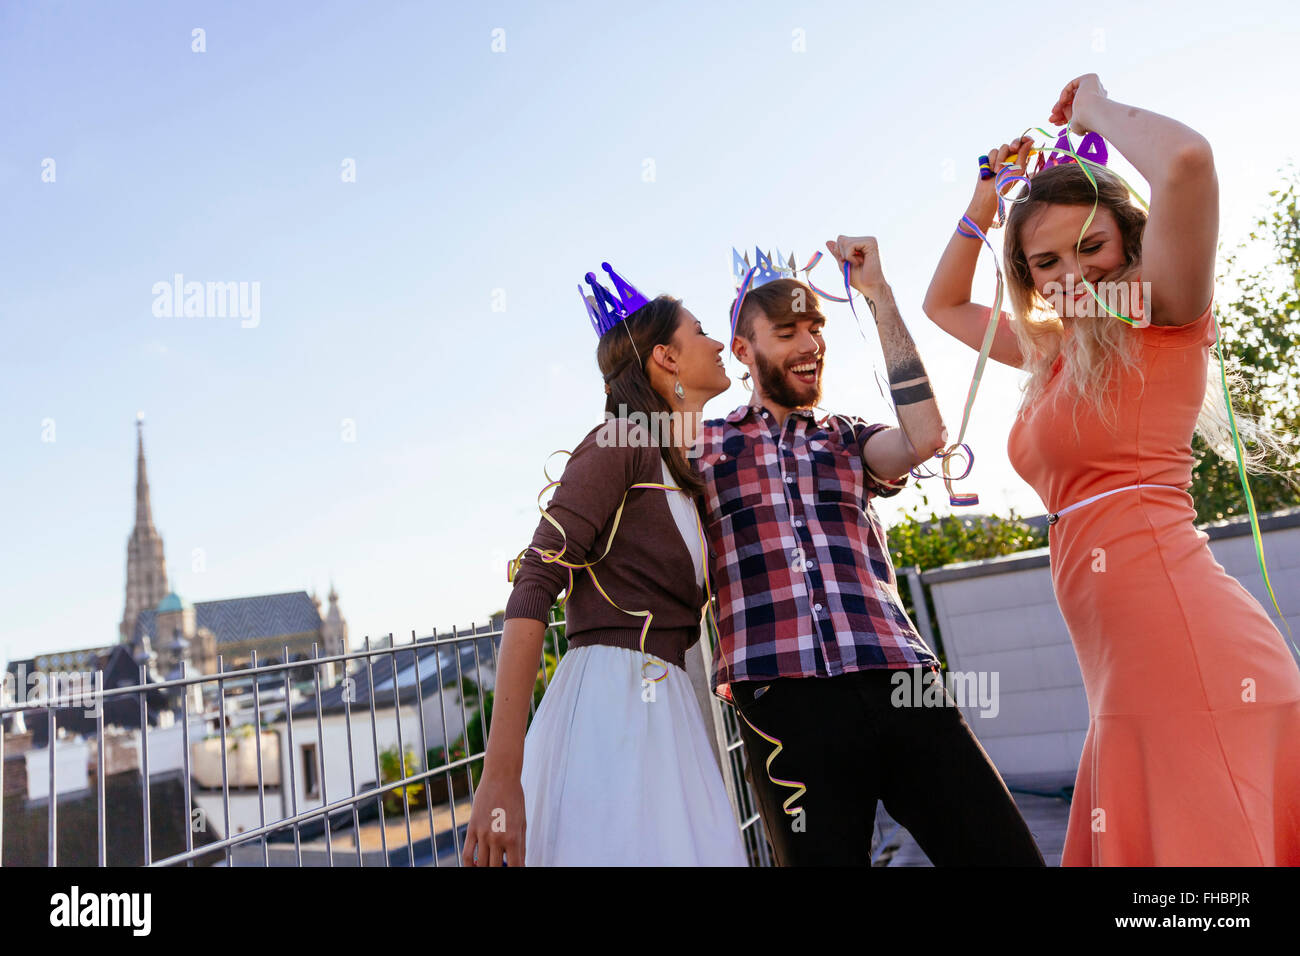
[
  {"left": 276, "top": 685, "right": 474, "bottom": 825},
  {"left": 24, "top": 737, "right": 88, "bottom": 801},
  {"left": 160, "top": 697, "right": 468, "bottom": 852},
  {"left": 927, "top": 519, "right": 1300, "bottom": 782},
  {"left": 24, "top": 719, "right": 197, "bottom": 801}
]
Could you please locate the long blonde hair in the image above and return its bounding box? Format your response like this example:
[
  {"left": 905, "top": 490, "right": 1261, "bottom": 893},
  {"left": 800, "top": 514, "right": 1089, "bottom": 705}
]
[{"left": 1002, "top": 163, "right": 1293, "bottom": 476}]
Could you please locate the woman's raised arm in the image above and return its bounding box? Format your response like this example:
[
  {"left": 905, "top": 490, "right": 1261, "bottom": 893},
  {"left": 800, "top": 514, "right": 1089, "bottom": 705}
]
[
  {"left": 1057, "top": 74, "right": 1218, "bottom": 327},
  {"left": 921, "top": 137, "right": 1031, "bottom": 368}
]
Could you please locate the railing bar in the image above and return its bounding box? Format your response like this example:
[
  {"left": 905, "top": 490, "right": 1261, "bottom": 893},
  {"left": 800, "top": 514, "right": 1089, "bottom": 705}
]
[
  {"left": 386, "top": 637, "right": 415, "bottom": 867},
  {"left": 1, "top": 708, "right": 6, "bottom": 865},
  {"left": 452, "top": 625, "right": 476, "bottom": 813},
  {"left": 311, "top": 643, "right": 333, "bottom": 866},
  {"left": 47, "top": 704, "right": 56, "bottom": 867},
  {"left": 468, "top": 623, "right": 492, "bottom": 863},
  {"left": 141, "top": 663, "right": 154, "bottom": 866},
  {"left": 216, "top": 656, "right": 233, "bottom": 868},
  {"left": 179, "top": 661, "right": 192, "bottom": 868},
  {"left": 149, "top": 759, "right": 470, "bottom": 866},
  {"left": 39, "top": 619, "right": 571, "bottom": 869},
  {"left": 364, "top": 637, "right": 390, "bottom": 866},
  {"left": 282, "top": 645, "right": 302, "bottom": 866},
  {"left": 341, "top": 660, "right": 362, "bottom": 867},
  {"left": 0, "top": 625, "right": 545, "bottom": 715},
  {"left": 250, "top": 649, "right": 269, "bottom": 867},
  {"left": 432, "top": 638, "right": 462, "bottom": 862},
  {"left": 409, "top": 630, "right": 438, "bottom": 867},
  {"left": 470, "top": 624, "right": 487, "bottom": 741}
]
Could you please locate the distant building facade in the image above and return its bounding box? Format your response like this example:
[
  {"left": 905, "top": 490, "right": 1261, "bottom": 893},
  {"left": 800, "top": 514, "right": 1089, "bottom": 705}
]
[
  {"left": 116, "top": 417, "right": 350, "bottom": 677},
  {"left": 2, "top": 418, "right": 349, "bottom": 712}
]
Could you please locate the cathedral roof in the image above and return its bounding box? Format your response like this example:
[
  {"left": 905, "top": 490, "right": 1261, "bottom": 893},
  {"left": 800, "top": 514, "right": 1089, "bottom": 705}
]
[{"left": 133, "top": 590, "right": 324, "bottom": 645}]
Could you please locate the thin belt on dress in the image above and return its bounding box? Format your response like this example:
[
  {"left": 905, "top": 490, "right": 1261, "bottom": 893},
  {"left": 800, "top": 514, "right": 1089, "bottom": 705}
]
[{"left": 1046, "top": 483, "right": 1181, "bottom": 527}]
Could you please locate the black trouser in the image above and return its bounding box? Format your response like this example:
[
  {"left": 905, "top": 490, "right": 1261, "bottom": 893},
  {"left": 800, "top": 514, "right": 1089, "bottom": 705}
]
[{"left": 730, "top": 665, "right": 1046, "bottom": 866}]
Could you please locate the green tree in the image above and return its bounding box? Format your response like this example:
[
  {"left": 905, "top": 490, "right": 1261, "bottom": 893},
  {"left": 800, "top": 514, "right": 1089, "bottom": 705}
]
[
  {"left": 1191, "top": 165, "right": 1300, "bottom": 521},
  {"left": 888, "top": 498, "right": 1045, "bottom": 572}
]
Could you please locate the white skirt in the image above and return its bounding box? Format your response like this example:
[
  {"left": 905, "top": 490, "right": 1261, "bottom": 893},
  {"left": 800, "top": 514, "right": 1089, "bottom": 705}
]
[{"left": 520, "top": 643, "right": 749, "bottom": 866}]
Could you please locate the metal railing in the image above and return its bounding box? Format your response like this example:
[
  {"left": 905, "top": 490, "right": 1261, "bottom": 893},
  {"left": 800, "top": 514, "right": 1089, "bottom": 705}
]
[{"left": 0, "top": 617, "right": 776, "bottom": 866}]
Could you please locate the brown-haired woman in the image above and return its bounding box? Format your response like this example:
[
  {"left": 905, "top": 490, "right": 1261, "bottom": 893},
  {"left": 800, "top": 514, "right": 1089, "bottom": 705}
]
[
  {"left": 462, "top": 290, "right": 747, "bottom": 866},
  {"left": 923, "top": 74, "right": 1300, "bottom": 865}
]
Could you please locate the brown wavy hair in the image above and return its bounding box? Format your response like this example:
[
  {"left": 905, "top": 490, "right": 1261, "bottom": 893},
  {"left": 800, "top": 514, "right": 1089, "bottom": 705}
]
[
  {"left": 729, "top": 277, "right": 824, "bottom": 343},
  {"left": 596, "top": 295, "right": 705, "bottom": 498}
]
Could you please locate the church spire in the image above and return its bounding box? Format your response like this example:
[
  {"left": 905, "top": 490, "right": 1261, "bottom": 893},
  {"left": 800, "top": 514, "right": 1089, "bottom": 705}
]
[
  {"left": 120, "top": 414, "right": 170, "bottom": 643},
  {"left": 322, "top": 578, "right": 348, "bottom": 657},
  {"left": 135, "top": 414, "right": 156, "bottom": 530}
]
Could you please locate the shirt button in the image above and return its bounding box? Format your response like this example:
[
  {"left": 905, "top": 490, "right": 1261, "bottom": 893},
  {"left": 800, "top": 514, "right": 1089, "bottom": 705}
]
[
  {"left": 719, "top": 454, "right": 727, "bottom": 461},
  {"left": 806, "top": 561, "right": 815, "bottom": 569},
  {"left": 779, "top": 442, "right": 787, "bottom": 450},
  {"left": 793, "top": 518, "right": 803, "bottom": 527},
  {"left": 761, "top": 411, "right": 768, "bottom": 418},
  {"left": 784, "top": 476, "right": 793, "bottom": 484},
  {"left": 814, "top": 603, "right": 823, "bottom": 612}
]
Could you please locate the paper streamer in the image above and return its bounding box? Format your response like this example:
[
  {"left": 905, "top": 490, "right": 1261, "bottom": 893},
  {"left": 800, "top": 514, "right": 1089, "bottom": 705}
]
[
  {"left": 509, "top": 448, "right": 811, "bottom": 811},
  {"left": 959, "top": 127, "right": 1295, "bottom": 654}
]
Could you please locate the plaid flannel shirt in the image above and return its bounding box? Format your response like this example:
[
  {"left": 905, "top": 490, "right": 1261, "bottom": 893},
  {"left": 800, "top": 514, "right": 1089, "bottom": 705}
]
[{"left": 696, "top": 403, "right": 939, "bottom": 699}]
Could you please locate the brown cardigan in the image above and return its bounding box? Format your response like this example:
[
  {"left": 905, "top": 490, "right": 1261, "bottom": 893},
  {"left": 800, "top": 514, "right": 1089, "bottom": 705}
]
[{"left": 504, "top": 421, "right": 707, "bottom": 669}]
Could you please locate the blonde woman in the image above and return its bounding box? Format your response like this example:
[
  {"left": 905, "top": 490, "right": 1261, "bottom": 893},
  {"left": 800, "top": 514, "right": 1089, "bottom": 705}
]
[{"left": 922, "top": 73, "right": 1300, "bottom": 865}]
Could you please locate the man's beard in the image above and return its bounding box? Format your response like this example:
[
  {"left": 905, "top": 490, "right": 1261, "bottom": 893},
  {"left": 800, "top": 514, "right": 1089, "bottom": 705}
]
[{"left": 753, "top": 346, "right": 821, "bottom": 409}]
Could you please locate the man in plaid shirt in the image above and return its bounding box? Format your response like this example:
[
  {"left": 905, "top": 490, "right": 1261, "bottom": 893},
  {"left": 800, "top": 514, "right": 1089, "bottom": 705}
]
[{"left": 695, "top": 236, "right": 1043, "bottom": 866}]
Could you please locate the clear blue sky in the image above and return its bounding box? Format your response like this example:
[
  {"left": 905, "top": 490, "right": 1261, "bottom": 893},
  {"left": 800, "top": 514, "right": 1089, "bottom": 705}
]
[{"left": 3, "top": 0, "right": 1298, "bottom": 662}]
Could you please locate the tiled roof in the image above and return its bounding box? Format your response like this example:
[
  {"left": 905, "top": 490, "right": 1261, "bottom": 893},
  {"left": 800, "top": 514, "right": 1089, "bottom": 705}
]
[
  {"left": 133, "top": 590, "right": 322, "bottom": 645},
  {"left": 6, "top": 644, "right": 117, "bottom": 675},
  {"left": 290, "top": 623, "right": 499, "bottom": 718}
]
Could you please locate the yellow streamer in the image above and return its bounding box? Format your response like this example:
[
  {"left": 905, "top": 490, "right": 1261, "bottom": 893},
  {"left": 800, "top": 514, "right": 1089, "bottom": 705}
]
[{"left": 510, "top": 447, "right": 808, "bottom": 813}]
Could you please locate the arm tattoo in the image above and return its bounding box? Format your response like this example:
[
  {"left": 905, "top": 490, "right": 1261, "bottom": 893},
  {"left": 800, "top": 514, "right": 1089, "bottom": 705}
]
[
  {"left": 887, "top": 357, "right": 934, "bottom": 406},
  {"left": 890, "top": 375, "right": 935, "bottom": 406},
  {"left": 861, "top": 292, "right": 879, "bottom": 322},
  {"left": 872, "top": 286, "right": 939, "bottom": 408}
]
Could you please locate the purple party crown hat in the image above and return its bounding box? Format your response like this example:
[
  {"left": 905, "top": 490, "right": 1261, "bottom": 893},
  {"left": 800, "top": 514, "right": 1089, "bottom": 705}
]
[
  {"left": 579, "top": 262, "right": 651, "bottom": 338},
  {"left": 1039, "top": 130, "right": 1110, "bottom": 172}
]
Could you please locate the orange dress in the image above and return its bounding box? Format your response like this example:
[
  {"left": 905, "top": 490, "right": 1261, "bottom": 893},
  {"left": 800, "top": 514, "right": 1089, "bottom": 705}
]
[{"left": 1007, "top": 298, "right": 1300, "bottom": 866}]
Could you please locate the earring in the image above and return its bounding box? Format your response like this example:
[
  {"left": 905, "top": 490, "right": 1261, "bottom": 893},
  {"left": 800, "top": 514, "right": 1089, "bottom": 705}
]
[{"left": 674, "top": 378, "right": 685, "bottom": 401}]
